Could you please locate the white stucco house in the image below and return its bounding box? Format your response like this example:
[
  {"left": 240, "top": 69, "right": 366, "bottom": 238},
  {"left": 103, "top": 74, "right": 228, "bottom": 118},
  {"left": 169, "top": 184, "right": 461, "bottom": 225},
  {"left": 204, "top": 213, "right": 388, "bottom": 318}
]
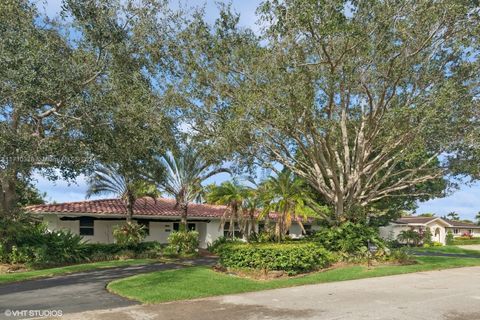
[
  {"left": 379, "top": 216, "right": 480, "bottom": 245},
  {"left": 27, "top": 198, "right": 317, "bottom": 248}
]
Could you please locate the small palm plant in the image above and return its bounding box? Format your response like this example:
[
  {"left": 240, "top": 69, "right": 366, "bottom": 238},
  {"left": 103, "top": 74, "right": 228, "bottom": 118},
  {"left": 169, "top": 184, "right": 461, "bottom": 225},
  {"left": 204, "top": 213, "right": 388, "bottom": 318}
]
[
  {"left": 261, "top": 170, "right": 325, "bottom": 242},
  {"left": 206, "top": 181, "right": 250, "bottom": 239},
  {"left": 86, "top": 164, "right": 160, "bottom": 222}
]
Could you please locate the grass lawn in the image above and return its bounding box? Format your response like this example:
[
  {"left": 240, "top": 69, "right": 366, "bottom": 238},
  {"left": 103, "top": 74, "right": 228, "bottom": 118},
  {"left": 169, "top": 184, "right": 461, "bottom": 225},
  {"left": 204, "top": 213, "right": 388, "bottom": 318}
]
[
  {"left": 0, "top": 259, "right": 164, "bottom": 284},
  {"left": 107, "top": 256, "right": 480, "bottom": 303},
  {"left": 411, "top": 245, "right": 480, "bottom": 257},
  {"left": 452, "top": 238, "right": 480, "bottom": 245}
]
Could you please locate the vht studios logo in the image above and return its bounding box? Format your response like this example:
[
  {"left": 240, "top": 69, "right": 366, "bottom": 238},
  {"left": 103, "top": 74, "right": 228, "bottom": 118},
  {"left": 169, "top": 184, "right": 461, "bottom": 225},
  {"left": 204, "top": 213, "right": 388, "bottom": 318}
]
[{"left": 4, "top": 309, "right": 63, "bottom": 318}]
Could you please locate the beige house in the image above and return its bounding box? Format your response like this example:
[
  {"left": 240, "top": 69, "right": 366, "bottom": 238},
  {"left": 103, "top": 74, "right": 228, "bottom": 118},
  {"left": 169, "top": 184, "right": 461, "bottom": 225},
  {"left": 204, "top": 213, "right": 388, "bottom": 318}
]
[
  {"left": 379, "top": 216, "right": 480, "bottom": 245},
  {"left": 27, "top": 198, "right": 318, "bottom": 248}
]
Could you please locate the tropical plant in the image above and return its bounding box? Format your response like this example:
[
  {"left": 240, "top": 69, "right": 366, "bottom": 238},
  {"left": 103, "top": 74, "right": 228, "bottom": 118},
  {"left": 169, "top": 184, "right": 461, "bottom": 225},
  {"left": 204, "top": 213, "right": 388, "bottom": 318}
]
[
  {"left": 86, "top": 164, "right": 160, "bottom": 222},
  {"left": 476, "top": 212, "right": 480, "bottom": 226},
  {"left": 112, "top": 223, "right": 147, "bottom": 246},
  {"left": 165, "top": 231, "right": 199, "bottom": 256},
  {"left": 423, "top": 227, "right": 433, "bottom": 246},
  {"left": 153, "top": 146, "right": 229, "bottom": 230},
  {"left": 445, "top": 230, "right": 455, "bottom": 245},
  {"left": 206, "top": 181, "right": 251, "bottom": 239},
  {"left": 446, "top": 211, "right": 460, "bottom": 221},
  {"left": 397, "top": 230, "right": 422, "bottom": 247},
  {"left": 261, "top": 170, "right": 328, "bottom": 241}
]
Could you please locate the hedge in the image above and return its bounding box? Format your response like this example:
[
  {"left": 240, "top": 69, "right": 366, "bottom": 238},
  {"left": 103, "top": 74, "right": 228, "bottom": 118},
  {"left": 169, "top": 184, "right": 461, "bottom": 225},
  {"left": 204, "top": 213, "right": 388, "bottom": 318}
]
[{"left": 217, "top": 242, "right": 334, "bottom": 274}]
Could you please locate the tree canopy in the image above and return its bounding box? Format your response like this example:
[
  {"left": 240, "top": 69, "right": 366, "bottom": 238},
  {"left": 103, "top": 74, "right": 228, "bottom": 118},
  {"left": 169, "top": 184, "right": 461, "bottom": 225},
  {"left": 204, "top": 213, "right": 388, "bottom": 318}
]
[{"left": 178, "top": 0, "right": 480, "bottom": 222}]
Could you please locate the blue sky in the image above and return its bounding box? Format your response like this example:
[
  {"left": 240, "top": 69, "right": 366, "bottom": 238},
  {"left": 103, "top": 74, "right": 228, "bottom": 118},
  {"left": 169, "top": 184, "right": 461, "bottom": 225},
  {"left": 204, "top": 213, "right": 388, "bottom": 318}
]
[{"left": 33, "top": 0, "right": 480, "bottom": 222}]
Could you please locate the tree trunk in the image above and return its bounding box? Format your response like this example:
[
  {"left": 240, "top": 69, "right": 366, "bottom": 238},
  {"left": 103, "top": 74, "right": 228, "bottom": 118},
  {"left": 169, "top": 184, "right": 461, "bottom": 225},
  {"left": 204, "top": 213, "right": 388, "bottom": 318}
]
[
  {"left": 126, "top": 193, "right": 136, "bottom": 223},
  {"left": 0, "top": 172, "right": 18, "bottom": 217},
  {"left": 180, "top": 202, "right": 188, "bottom": 231}
]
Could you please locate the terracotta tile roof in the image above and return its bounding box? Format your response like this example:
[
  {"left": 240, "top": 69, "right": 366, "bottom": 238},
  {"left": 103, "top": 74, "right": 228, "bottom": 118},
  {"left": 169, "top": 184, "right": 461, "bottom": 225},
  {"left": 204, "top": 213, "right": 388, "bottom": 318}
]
[
  {"left": 394, "top": 216, "right": 439, "bottom": 224},
  {"left": 27, "top": 198, "right": 228, "bottom": 218},
  {"left": 444, "top": 219, "right": 480, "bottom": 228}
]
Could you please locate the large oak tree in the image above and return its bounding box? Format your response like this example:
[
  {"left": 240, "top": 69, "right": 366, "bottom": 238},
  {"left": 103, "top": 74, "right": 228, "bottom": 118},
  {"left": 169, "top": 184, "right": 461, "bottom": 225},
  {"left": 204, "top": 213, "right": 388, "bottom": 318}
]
[{"left": 178, "top": 0, "right": 480, "bottom": 222}]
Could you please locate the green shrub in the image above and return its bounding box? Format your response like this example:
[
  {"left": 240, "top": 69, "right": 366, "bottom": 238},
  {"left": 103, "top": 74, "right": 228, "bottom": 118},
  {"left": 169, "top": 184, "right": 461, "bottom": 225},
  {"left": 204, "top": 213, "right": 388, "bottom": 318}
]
[
  {"left": 423, "top": 228, "right": 433, "bottom": 246},
  {"left": 207, "top": 236, "right": 243, "bottom": 254},
  {"left": 218, "top": 242, "right": 335, "bottom": 275},
  {"left": 387, "top": 248, "right": 415, "bottom": 264},
  {"left": 84, "top": 241, "right": 163, "bottom": 261},
  {"left": 113, "top": 222, "right": 146, "bottom": 246},
  {"left": 4, "top": 227, "right": 88, "bottom": 268},
  {"left": 445, "top": 230, "right": 454, "bottom": 245},
  {"left": 311, "top": 222, "right": 384, "bottom": 254},
  {"left": 165, "top": 231, "right": 199, "bottom": 255}
]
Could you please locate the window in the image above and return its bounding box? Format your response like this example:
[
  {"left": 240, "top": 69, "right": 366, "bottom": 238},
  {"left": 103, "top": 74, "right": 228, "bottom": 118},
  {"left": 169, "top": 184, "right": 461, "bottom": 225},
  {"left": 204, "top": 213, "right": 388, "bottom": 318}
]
[
  {"left": 79, "top": 217, "right": 94, "bottom": 236},
  {"left": 173, "top": 223, "right": 196, "bottom": 231},
  {"left": 137, "top": 220, "right": 150, "bottom": 236},
  {"left": 224, "top": 222, "right": 242, "bottom": 238},
  {"left": 454, "top": 229, "right": 459, "bottom": 234}
]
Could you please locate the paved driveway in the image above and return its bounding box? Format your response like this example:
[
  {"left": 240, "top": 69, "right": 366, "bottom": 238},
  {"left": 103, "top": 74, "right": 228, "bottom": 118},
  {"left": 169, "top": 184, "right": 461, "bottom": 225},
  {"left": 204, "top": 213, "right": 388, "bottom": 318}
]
[
  {"left": 0, "top": 257, "right": 216, "bottom": 320},
  {"left": 58, "top": 266, "right": 480, "bottom": 320},
  {"left": 458, "top": 244, "right": 480, "bottom": 251}
]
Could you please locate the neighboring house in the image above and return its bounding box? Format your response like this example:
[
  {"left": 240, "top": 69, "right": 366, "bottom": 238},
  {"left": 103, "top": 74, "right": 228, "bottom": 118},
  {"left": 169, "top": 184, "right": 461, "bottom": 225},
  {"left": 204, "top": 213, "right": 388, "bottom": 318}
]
[
  {"left": 379, "top": 216, "right": 480, "bottom": 245},
  {"left": 27, "top": 198, "right": 317, "bottom": 248}
]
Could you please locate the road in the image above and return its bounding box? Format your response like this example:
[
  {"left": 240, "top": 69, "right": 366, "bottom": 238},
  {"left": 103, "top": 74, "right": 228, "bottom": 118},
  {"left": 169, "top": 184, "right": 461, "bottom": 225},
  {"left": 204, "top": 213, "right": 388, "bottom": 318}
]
[
  {"left": 0, "top": 257, "right": 216, "bottom": 320},
  {"left": 56, "top": 266, "right": 480, "bottom": 320}
]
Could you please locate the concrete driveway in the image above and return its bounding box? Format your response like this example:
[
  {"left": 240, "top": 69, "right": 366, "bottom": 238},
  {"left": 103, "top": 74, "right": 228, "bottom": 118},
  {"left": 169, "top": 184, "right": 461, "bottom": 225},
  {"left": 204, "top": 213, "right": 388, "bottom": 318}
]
[
  {"left": 57, "top": 266, "right": 480, "bottom": 320},
  {"left": 0, "top": 257, "right": 216, "bottom": 320}
]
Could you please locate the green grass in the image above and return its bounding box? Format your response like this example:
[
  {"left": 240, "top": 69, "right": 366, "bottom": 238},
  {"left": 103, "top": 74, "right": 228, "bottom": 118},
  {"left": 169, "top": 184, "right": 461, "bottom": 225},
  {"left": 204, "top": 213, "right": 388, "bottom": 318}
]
[
  {"left": 452, "top": 238, "right": 480, "bottom": 245},
  {"left": 107, "top": 256, "right": 480, "bottom": 303},
  {"left": 411, "top": 245, "right": 480, "bottom": 257},
  {"left": 0, "top": 259, "right": 163, "bottom": 284}
]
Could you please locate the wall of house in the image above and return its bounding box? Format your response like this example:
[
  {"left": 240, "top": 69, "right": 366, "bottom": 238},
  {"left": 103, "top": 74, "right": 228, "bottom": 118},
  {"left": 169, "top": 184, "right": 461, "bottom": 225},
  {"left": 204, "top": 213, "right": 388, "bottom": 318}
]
[
  {"left": 42, "top": 215, "right": 219, "bottom": 248},
  {"left": 425, "top": 221, "right": 447, "bottom": 244},
  {"left": 379, "top": 225, "right": 411, "bottom": 242},
  {"left": 42, "top": 215, "right": 323, "bottom": 248},
  {"left": 447, "top": 227, "right": 480, "bottom": 238}
]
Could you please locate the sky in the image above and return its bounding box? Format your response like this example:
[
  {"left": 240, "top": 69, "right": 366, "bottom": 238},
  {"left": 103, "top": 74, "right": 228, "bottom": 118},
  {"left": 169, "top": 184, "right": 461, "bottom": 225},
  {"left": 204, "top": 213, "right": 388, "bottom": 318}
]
[{"left": 32, "top": 0, "right": 480, "bottom": 222}]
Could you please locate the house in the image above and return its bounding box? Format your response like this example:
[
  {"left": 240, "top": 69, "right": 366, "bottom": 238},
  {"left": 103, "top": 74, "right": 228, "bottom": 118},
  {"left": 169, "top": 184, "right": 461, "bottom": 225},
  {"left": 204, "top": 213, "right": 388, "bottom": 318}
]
[
  {"left": 379, "top": 216, "right": 480, "bottom": 245},
  {"left": 27, "top": 198, "right": 318, "bottom": 248}
]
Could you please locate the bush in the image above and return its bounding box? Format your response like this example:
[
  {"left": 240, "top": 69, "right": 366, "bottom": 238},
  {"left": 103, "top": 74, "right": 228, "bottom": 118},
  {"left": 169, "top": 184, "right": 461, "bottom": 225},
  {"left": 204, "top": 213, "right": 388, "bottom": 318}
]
[
  {"left": 165, "top": 231, "right": 199, "bottom": 256},
  {"left": 311, "top": 222, "right": 384, "bottom": 254},
  {"left": 445, "top": 231, "right": 454, "bottom": 245},
  {"left": 423, "top": 228, "right": 433, "bottom": 246},
  {"left": 217, "top": 242, "right": 335, "bottom": 275},
  {"left": 113, "top": 222, "right": 146, "bottom": 246},
  {"left": 387, "top": 248, "right": 415, "bottom": 264},
  {"left": 207, "top": 236, "right": 242, "bottom": 254},
  {"left": 84, "top": 241, "right": 163, "bottom": 261}
]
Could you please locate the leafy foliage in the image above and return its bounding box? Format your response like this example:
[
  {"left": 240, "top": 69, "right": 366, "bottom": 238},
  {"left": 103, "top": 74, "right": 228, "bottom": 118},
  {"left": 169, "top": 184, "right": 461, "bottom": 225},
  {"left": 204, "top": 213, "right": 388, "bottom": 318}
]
[
  {"left": 260, "top": 170, "right": 329, "bottom": 241},
  {"left": 445, "top": 230, "right": 455, "bottom": 245},
  {"left": 217, "top": 242, "right": 335, "bottom": 275},
  {"left": 397, "top": 230, "right": 423, "bottom": 246},
  {"left": 165, "top": 231, "right": 199, "bottom": 256},
  {"left": 151, "top": 146, "right": 229, "bottom": 229},
  {"left": 0, "top": 219, "right": 88, "bottom": 267},
  {"left": 311, "top": 222, "right": 384, "bottom": 254},
  {"left": 112, "top": 222, "right": 147, "bottom": 246}
]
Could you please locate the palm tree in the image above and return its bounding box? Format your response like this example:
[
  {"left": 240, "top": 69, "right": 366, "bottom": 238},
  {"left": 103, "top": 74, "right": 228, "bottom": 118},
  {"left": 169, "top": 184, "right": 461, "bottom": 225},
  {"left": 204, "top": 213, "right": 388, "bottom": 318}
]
[
  {"left": 86, "top": 164, "right": 159, "bottom": 222},
  {"left": 446, "top": 211, "right": 460, "bottom": 221},
  {"left": 261, "top": 170, "right": 327, "bottom": 242},
  {"left": 476, "top": 212, "right": 480, "bottom": 226},
  {"left": 153, "top": 147, "right": 229, "bottom": 230},
  {"left": 206, "top": 181, "right": 249, "bottom": 239}
]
